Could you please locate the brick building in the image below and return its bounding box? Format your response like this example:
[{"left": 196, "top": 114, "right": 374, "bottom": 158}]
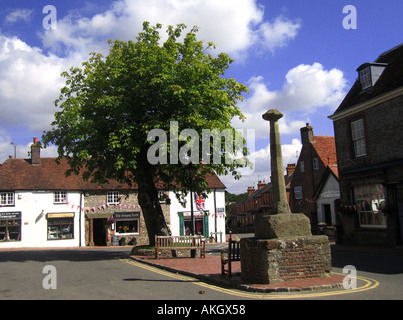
[
  {"left": 329, "top": 43, "right": 403, "bottom": 246},
  {"left": 289, "top": 124, "right": 339, "bottom": 231}
]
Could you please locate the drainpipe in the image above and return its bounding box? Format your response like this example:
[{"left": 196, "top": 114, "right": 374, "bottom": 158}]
[
  {"left": 79, "top": 192, "right": 83, "bottom": 247},
  {"left": 213, "top": 189, "right": 217, "bottom": 242}
]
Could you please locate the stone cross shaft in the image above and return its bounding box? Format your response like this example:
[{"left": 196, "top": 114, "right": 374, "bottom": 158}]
[{"left": 262, "top": 109, "right": 291, "bottom": 214}]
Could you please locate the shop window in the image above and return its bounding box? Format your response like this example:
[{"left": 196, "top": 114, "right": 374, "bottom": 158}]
[
  {"left": 0, "top": 212, "right": 21, "bottom": 241},
  {"left": 114, "top": 212, "right": 140, "bottom": 234},
  {"left": 116, "top": 220, "right": 139, "bottom": 234},
  {"left": 354, "top": 184, "right": 386, "bottom": 228},
  {"left": 179, "top": 212, "right": 209, "bottom": 237},
  {"left": 47, "top": 215, "right": 74, "bottom": 240}
]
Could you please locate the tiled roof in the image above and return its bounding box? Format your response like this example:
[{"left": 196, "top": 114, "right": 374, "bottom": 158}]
[
  {"left": 312, "top": 136, "right": 338, "bottom": 177},
  {"left": 333, "top": 43, "right": 403, "bottom": 115},
  {"left": 0, "top": 157, "right": 225, "bottom": 190}
]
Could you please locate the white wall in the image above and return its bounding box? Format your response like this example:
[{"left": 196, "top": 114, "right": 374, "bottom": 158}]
[
  {"left": 0, "top": 191, "right": 85, "bottom": 248},
  {"left": 169, "top": 189, "right": 226, "bottom": 242},
  {"left": 316, "top": 175, "right": 340, "bottom": 226}
]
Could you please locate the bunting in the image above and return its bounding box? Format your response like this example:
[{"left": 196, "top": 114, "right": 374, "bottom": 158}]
[
  {"left": 340, "top": 188, "right": 385, "bottom": 213},
  {"left": 60, "top": 199, "right": 141, "bottom": 213}
]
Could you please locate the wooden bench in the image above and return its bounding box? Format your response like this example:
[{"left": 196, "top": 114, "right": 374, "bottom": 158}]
[
  {"left": 221, "top": 237, "right": 241, "bottom": 276},
  {"left": 155, "top": 235, "right": 206, "bottom": 259}
]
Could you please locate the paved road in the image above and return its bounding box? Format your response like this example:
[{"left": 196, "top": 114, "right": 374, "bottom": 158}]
[
  {"left": 0, "top": 247, "right": 247, "bottom": 300},
  {"left": 0, "top": 245, "right": 402, "bottom": 300}
]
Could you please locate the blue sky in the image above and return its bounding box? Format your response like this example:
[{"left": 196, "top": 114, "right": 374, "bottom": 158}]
[{"left": 0, "top": 0, "right": 402, "bottom": 193}]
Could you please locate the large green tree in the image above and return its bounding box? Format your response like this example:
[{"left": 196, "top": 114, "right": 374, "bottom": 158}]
[{"left": 43, "top": 22, "right": 250, "bottom": 245}]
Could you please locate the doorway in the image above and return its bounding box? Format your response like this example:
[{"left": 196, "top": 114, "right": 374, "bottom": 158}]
[
  {"left": 323, "top": 204, "right": 332, "bottom": 225},
  {"left": 93, "top": 218, "right": 107, "bottom": 246}
]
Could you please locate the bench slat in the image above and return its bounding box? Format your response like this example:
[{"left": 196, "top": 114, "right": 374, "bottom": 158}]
[
  {"left": 221, "top": 238, "right": 241, "bottom": 276},
  {"left": 155, "top": 235, "right": 206, "bottom": 259}
]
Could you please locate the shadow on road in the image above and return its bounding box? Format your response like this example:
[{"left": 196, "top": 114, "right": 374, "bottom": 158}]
[{"left": 0, "top": 247, "right": 132, "bottom": 263}]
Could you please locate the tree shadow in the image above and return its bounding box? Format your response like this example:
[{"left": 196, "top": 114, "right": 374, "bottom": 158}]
[{"left": 0, "top": 248, "right": 132, "bottom": 263}]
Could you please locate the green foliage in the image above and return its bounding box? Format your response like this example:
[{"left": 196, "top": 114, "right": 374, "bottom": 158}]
[{"left": 43, "top": 22, "right": 250, "bottom": 201}]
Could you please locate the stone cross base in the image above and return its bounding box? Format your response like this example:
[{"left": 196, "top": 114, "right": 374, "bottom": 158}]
[
  {"left": 254, "top": 213, "right": 312, "bottom": 239},
  {"left": 240, "top": 236, "right": 332, "bottom": 284}
]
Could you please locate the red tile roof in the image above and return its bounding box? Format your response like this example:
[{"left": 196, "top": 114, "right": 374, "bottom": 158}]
[
  {"left": 0, "top": 157, "right": 226, "bottom": 190},
  {"left": 312, "top": 136, "right": 338, "bottom": 177}
]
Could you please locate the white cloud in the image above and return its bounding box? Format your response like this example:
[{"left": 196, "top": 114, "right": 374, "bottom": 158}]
[
  {"left": 256, "top": 16, "right": 301, "bottom": 52},
  {"left": 233, "top": 63, "right": 346, "bottom": 137},
  {"left": 0, "top": 35, "right": 78, "bottom": 132},
  {"left": 5, "top": 8, "right": 34, "bottom": 24},
  {"left": 40, "top": 0, "right": 300, "bottom": 59}
]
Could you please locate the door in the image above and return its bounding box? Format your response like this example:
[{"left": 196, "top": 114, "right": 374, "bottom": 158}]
[
  {"left": 323, "top": 204, "right": 332, "bottom": 225},
  {"left": 93, "top": 218, "right": 107, "bottom": 246}
]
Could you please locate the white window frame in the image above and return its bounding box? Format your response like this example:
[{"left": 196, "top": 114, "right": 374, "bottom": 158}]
[
  {"left": 54, "top": 191, "right": 67, "bottom": 204},
  {"left": 0, "top": 192, "right": 14, "bottom": 206},
  {"left": 294, "top": 186, "right": 303, "bottom": 200},
  {"left": 354, "top": 184, "right": 386, "bottom": 229},
  {"left": 359, "top": 67, "right": 372, "bottom": 90},
  {"left": 107, "top": 191, "right": 120, "bottom": 205},
  {"left": 351, "top": 119, "right": 367, "bottom": 157}
]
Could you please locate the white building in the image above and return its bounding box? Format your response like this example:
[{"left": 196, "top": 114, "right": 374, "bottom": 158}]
[
  {"left": 169, "top": 189, "right": 226, "bottom": 242},
  {"left": 313, "top": 168, "right": 340, "bottom": 226},
  {"left": 0, "top": 138, "right": 226, "bottom": 248}
]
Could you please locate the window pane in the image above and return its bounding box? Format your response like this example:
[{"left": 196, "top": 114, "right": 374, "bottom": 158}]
[
  {"left": 116, "top": 220, "right": 138, "bottom": 234},
  {"left": 354, "top": 184, "right": 386, "bottom": 228},
  {"left": 47, "top": 218, "right": 74, "bottom": 240},
  {"left": 351, "top": 119, "right": 366, "bottom": 157},
  {"left": 107, "top": 192, "right": 119, "bottom": 204}
]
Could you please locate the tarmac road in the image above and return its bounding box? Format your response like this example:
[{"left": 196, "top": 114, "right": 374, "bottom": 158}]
[{"left": 0, "top": 238, "right": 402, "bottom": 301}]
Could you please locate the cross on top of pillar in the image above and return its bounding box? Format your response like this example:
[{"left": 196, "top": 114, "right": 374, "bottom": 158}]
[{"left": 262, "top": 109, "right": 283, "bottom": 122}]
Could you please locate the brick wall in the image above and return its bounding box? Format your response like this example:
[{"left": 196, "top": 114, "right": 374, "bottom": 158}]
[
  {"left": 84, "top": 190, "right": 170, "bottom": 246},
  {"left": 240, "top": 236, "right": 332, "bottom": 284},
  {"left": 334, "top": 94, "right": 403, "bottom": 174}
]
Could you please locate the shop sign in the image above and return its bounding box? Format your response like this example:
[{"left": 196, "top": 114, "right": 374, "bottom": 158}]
[
  {"left": 0, "top": 212, "right": 21, "bottom": 220},
  {"left": 113, "top": 212, "right": 140, "bottom": 220}
]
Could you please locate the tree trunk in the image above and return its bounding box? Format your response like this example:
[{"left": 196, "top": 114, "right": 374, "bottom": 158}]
[{"left": 136, "top": 156, "right": 170, "bottom": 246}]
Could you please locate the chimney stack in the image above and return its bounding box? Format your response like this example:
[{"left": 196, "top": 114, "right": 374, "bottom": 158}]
[
  {"left": 247, "top": 186, "right": 255, "bottom": 195},
  {"left": 300, "top": 123, "right": 314, "bottom": 144},
  {"left": 31, "top": 137, "right": 41, "bottom": 165},
  {"left": 286, "top": 163, "right": 296, "bottom": 176},
  {"left": 257, "top": 181, "right": 265, "bottom": 190}
]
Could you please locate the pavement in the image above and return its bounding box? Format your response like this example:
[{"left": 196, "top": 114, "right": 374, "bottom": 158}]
[{"left": 130, "top": 253, "right": 345, "bottom": 293}]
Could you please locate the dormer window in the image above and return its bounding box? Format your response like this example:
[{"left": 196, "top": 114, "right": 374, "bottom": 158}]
[
  {"left": 359, "top": 67, "right": 372, "bottom": 90},
  {"left": 357, "top": 63, "right": 387, "bottom": 91}
]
